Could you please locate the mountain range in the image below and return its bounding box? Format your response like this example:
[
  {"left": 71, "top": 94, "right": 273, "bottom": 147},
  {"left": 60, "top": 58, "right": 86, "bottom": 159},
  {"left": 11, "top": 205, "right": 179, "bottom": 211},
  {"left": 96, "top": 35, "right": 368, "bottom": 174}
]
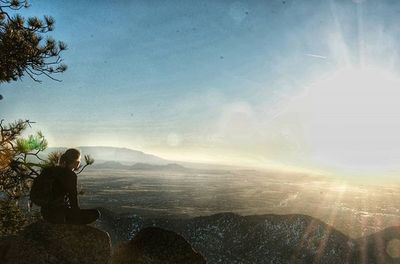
[
  {"left": 92, "top": 161, "right": 188, "bottom": 171},
  {"left": 44, "top": 146, "right": 169, "bottom": 165}
]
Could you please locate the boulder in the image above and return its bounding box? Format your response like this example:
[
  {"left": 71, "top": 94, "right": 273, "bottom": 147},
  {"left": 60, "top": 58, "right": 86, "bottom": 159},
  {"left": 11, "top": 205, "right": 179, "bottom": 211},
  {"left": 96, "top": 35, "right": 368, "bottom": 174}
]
[
  {"left": 0, "top": 220, "right": 111, "bottom": 264},
  {"left": 111, "top": 227, "right": 206, "bottom": 264}
]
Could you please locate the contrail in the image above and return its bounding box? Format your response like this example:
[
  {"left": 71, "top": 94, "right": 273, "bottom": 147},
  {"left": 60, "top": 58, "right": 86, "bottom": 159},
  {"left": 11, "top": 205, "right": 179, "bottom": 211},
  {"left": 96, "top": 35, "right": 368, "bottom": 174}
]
[{"left": 304, "top": 53, "right": 327, "bottom": 59}]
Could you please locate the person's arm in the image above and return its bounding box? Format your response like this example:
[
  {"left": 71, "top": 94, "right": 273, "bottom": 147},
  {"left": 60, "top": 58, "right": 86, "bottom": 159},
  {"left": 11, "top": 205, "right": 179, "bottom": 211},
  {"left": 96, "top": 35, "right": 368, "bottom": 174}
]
[
  {"left": 67, "top": 172, "right": 79, "bottom": 209},
  {"left": 59, "top": 169, "right": 79, "bottom": 209}
]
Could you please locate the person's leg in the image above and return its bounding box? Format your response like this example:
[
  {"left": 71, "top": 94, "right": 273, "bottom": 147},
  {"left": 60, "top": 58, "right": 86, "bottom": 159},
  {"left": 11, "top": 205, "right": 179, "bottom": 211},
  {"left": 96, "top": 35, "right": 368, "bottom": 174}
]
[
  {"left": 41, "top": 207, "right": 66, "bottom": 224},
  {"left": 65, "top": 208, "right": 100, "bottom": 225}
]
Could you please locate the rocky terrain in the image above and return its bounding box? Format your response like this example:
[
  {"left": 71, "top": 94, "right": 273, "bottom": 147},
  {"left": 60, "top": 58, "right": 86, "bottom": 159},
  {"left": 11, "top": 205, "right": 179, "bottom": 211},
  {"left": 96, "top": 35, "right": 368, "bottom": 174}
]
[
  {"left": 0, "top": 220, "right": 204, "bottom": 264},
  {"left": 0, "top": 221, "right": 111, "bottom": 264},
  {"left": 95, "top": 208, "right": 400, "bottom": 263},
  {"left": 1, "top": 210, "right": 400, "bottom": 263}
]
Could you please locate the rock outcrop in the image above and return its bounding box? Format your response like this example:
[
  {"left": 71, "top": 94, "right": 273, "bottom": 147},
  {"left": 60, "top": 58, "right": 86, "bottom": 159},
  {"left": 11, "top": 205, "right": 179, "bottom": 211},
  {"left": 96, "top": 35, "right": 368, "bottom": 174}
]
[
  {"left": 111, "top": 226, "right": 206, "bottom": 264},
  {"left": 0, "top": 221, "right": 111, "bottom": 264}
]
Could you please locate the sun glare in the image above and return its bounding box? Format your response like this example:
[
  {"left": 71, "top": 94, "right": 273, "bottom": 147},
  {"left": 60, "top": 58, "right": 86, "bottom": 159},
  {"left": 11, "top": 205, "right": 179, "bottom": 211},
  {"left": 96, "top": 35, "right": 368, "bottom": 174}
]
[{"left": 286, "top": 66, "right": 400, "bottom": 174}]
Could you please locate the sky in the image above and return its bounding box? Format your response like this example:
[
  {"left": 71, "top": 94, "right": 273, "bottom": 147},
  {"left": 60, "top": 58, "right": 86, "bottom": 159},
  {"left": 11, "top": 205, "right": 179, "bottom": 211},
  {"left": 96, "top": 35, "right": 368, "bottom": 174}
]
[{"left": 2, "top": 0, "right": 400, "bottom": 177}]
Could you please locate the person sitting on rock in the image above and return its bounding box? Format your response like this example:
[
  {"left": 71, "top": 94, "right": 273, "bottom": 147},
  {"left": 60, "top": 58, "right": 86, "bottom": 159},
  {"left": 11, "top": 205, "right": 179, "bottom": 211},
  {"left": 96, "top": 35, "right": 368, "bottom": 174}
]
[{"left": 40, "top": 148, "right": 100, "bottom": 224}]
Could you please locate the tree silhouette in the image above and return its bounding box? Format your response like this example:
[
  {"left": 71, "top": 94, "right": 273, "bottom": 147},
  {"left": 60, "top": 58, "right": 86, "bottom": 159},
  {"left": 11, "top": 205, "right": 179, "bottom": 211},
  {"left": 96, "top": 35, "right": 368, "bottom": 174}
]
[
  {"left": 0, "top": 0, "right": 67, "bottom": 85},
  {"left": 0, "top": 1, "right": 90, "bottom": 235}
]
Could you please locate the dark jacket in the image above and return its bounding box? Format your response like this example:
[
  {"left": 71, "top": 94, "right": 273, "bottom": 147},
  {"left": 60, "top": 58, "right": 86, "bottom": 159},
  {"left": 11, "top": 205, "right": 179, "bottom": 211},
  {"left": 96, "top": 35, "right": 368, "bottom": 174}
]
[{"left": 43, "top": 166, "right": 79, "bottom": 209}]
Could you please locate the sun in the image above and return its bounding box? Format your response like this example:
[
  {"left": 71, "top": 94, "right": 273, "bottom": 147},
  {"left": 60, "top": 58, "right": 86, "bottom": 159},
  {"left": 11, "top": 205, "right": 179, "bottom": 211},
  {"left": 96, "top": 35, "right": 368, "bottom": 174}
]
[{"left": 283, "top": 66, "right": 400, "bottom": 174}]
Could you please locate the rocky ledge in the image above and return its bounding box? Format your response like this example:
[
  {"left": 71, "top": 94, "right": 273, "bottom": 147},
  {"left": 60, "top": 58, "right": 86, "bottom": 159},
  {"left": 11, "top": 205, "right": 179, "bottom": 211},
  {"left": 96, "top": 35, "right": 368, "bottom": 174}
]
[
  {"left": 0, "top": 221, "right": 111, "bottom": 264},
  {"left": 0, "top": 221, "right": 205, "bottom": 264}
]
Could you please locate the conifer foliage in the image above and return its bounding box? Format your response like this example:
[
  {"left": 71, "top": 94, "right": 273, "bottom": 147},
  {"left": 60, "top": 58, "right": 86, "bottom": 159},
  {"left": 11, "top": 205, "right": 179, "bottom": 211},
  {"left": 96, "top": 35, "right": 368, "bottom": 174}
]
[
  {"left": 0, "top": 119, "right": 94, "bottom": 235},
  {"left": 0, "top": 119, "right": 48, "bottom": 235},
  {"left": 0, "top": 1, "right": 71, "bottom": 235},
  {"left": 0, "top": 119, "right": 48, "bottom": 201},
  {"left": 0, "top": 0, "right": 67, "bottom": 83}
]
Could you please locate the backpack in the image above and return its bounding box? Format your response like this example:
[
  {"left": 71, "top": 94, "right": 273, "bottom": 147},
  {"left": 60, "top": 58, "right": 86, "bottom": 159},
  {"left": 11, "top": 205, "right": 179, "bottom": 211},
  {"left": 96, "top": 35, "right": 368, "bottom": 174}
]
[{"left": 30, "top": 167, "right": 57, "bottom": 207}]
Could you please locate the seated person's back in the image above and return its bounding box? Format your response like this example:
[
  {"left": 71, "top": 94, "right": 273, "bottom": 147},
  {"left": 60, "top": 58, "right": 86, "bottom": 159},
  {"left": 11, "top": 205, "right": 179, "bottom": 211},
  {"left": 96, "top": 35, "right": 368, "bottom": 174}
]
[{"left": 39, "top": 148, "right": 100, "bottom": 224}]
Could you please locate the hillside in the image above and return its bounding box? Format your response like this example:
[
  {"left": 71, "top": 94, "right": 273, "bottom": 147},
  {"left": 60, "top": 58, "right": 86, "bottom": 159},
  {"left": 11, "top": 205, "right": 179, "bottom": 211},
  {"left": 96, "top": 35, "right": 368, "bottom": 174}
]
[{"left": 94, "top": 209, "right": 400, "bottom": 263}]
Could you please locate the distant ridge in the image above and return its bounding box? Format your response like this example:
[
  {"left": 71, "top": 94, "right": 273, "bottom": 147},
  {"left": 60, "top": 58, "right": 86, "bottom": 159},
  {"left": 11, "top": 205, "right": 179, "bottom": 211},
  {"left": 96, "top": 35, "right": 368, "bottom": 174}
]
[
  {"left": 131, "top": 162, "right": 187, "bottom": 171},
  {"left": 92, "top": 161, "right": 131, "bottom": 170},
  {"left": 44, "top": 146, "right": 169, "bottom": 165},
  {"left": 43, "top": 146, "right": 248, "bottom": 172},
  {"left": 93, "top": 161, "right": 188, "bottom": 171}
]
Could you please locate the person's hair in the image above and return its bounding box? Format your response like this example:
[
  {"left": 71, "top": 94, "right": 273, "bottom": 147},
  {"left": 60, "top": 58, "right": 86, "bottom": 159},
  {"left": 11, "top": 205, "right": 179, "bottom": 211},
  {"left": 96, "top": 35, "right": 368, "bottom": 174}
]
[{"left": 59, "top": 148, "right": 81, "bottom": 166}]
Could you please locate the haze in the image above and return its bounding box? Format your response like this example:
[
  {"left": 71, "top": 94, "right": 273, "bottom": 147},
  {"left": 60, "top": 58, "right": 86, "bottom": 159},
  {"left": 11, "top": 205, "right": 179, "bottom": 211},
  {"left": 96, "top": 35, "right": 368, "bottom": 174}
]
[{"left": 2, "top": 0, "right": 400, "bottom": 179}]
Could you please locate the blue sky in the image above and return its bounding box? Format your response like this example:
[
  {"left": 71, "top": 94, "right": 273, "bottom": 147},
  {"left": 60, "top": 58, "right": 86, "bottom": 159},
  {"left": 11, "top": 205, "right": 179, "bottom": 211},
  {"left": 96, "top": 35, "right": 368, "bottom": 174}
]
[{"left": 2, "top": 0, "right": 400, "bottom": 176}]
